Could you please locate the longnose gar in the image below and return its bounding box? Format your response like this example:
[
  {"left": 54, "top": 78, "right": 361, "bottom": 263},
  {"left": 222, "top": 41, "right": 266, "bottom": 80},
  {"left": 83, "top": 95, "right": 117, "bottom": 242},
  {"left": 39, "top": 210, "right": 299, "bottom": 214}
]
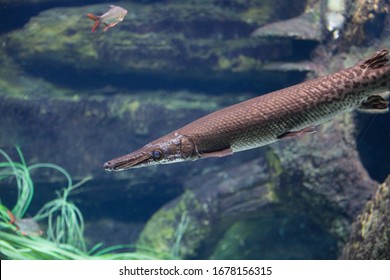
[{"left": 104, "top": 49, "right": 390, "bottom": 171}]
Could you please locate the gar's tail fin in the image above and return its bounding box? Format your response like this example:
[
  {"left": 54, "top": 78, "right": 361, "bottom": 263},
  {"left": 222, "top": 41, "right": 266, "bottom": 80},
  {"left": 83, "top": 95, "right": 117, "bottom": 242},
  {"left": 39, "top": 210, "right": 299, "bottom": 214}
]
[
  {"left": 87, "top": 13, "right": 100, "bottom": 32},
  {"left": 359, "top": 49, "right": 389, "bottom": 69}
]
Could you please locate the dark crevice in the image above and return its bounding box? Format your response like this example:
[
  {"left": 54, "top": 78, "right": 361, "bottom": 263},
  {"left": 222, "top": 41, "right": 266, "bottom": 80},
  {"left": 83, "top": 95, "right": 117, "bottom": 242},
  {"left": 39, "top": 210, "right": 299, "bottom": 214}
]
[
  {"left": 18, "top": 61, "right": 308, "bottom": 95},
  {"left": 355, "top": 113, "right": 390, "bottom": 183}
]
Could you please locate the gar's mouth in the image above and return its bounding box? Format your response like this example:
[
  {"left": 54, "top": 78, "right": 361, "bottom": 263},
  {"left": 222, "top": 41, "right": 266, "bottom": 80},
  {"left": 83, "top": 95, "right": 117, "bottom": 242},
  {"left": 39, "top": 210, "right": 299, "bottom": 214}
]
[{"left": 103, "top": 151, "right": 152, "bottom": 171}]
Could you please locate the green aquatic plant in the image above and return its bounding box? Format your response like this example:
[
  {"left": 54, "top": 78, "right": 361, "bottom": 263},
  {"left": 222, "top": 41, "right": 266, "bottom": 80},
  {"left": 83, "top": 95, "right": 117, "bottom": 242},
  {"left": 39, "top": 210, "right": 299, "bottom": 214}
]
[
  {"left": 0, "top": 147, "right": 34, "bottom": 218},
  {"left": 0, "top": 147, "right": 176, "bottom": 260},
  {"left": 34, "top": 174, "right": 91, "bottom": 251},
  {"left": 0, "top": 213, "right": 170, "bottom": 260},
  {"left": 0, "top": 147, "right": 89, "bottom": 251},
  {"left": 172, "top": 212, "right": 190, "bottom": 258}
]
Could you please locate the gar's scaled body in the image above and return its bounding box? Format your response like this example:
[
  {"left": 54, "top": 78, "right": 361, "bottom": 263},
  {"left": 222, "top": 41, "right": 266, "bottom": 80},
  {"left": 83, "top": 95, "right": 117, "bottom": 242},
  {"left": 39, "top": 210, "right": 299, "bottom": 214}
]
[{"left": 104, "top": 49, "right": 390, "bottom": 171}]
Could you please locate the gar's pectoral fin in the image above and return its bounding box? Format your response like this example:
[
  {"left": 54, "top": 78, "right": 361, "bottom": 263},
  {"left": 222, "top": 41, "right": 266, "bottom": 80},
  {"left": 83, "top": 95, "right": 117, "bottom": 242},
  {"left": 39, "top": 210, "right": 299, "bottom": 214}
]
[
  {"left": 277, "top": 126, "right": 316, "bottom": 139},
  {"left": 358, "top": 95, "right": 389, "bottom": 113},
  {"left": 199, "top": 147, "right": 233, "bottom": 158}
]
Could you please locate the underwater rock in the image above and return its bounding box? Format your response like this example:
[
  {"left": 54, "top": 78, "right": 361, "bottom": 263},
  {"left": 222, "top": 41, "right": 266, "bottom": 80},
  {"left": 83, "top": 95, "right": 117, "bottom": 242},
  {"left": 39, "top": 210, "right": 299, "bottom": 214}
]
[
  {"left": 343, "top": 0, "right": 390, "bottom": 44},
  {"left": 209, "top": 215, "right": 339, "bottom": 259},
  {"left": 84, "top": 218, "right": 144, "bottom": 250},
  {"left": 137, "top": 156, "right": 276, "bottom": 258},
  {"left": 251, "top": 9, "right": 322, "bottom": 41},
  {"left": 4, "top": 1, "right": 307, "bottom": 80},
  {"left": 341, "top": 175, "right": 390, "bottom": 259},
  {"left": 250, "top": 0, "right": 322, "bottom": 74}
]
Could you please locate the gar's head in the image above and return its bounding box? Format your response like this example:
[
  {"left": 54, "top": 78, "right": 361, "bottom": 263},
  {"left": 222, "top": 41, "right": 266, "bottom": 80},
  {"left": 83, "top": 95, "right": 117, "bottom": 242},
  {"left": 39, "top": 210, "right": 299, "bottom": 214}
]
[{"left": 103, "top": 133, "right": 199, "bottom": 171}]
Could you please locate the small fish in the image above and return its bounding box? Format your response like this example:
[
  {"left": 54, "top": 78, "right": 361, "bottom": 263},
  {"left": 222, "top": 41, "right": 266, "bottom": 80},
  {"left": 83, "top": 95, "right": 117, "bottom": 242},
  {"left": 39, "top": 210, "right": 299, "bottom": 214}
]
[
  {"left": 7, "top": 210, "right": 43, "bottom": 237},
  {"left": 87, "top": 5, "right": 128, "bottom": 32}
]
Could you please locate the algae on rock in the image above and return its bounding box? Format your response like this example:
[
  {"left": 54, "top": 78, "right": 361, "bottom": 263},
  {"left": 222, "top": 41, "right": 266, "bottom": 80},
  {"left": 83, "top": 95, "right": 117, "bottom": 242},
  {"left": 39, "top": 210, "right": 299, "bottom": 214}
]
[
  {"left": 343, "top": 0, "right": 390, "bottom": 44},
  {"left": 341, "top": 175, "right": 390, "bottom": 259},
  {"left": 5, "top": 1, "right": 305, "bottom": 78}
]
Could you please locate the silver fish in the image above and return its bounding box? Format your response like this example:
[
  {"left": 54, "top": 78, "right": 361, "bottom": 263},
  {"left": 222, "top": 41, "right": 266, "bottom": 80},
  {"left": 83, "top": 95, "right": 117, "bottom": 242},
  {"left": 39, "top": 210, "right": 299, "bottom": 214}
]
[{"left": 87, "top": 5, "right": 127, "bottom": 32}]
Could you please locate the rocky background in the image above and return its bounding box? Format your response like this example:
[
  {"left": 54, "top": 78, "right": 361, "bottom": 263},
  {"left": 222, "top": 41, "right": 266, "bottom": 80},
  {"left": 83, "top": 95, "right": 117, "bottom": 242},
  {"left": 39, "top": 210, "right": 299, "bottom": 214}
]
[{"left": 0, "top": 0, "right": 389, "bottom": 259}]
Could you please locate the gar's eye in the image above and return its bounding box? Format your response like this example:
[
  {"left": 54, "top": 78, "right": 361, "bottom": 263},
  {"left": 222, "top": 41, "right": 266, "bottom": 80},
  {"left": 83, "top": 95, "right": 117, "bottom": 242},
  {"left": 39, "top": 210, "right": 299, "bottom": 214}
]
[{"left": 152, "top": 149, "right": 163, "bottom": 160}]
